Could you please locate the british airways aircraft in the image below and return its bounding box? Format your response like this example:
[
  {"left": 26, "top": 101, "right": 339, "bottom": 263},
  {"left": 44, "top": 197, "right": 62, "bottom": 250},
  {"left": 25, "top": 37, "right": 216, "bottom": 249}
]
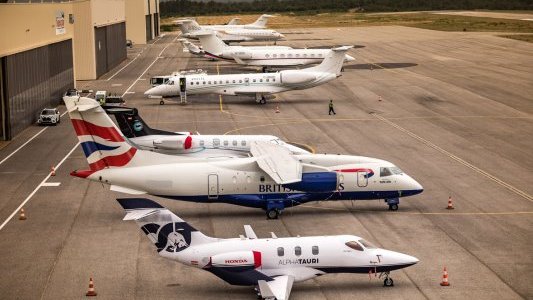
[
  {"left": 65, "top": 96, "right": 423, "bottom": 218},
  {"left": 144, "top": 46, "right": 353, "bottom": 104},
  {"left": 195, "top": 31, "right": 355, "bottom": 71},
  {"left": 118, "top": 198, "right": 419, "bottom": 299},
  {"left": 176, "top": 19, "right": 284, "bottom": 43}
]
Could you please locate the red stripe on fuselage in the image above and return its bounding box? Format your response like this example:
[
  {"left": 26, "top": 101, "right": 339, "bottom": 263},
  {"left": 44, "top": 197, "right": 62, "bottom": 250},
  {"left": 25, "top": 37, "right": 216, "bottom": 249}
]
[
  {"left": 335, "top": 168, "right": 373, "bottom": 173},
  {"left": 71, "top": 119, "right": 125, "bottom": 142},
  {"left": 253, "top": 251, "right": 262, "bottom": 269}
]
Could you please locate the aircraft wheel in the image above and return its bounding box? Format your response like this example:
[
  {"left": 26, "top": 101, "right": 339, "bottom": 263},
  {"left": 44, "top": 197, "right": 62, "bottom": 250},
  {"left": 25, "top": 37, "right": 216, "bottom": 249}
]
[
  {"left": 159, "top": 100, "right": 165, "bottom": 105},
  {"left": 383, "top": 277, "right": 394, "bottom": 287},
  {"left": 260, "top": 98, "right": 266, "bottom": 105},
  {"left": 266, "top": 209, "right": 279, "bottom": 219},
  {"left": 389, "top": 204, "right": 399, "bottom": 211}
]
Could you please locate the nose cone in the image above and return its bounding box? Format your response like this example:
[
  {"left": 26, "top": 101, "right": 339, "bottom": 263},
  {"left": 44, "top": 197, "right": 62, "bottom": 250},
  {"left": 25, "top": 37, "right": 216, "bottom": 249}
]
[
  {"left": 278, "top": 33, "right": 285, "bottom": 39},
  {"left": 378, "top": 249, "right": 419, "bottom": 269},
  {"left": 144, "top": 86, "right": 162, "bottom": 97}
]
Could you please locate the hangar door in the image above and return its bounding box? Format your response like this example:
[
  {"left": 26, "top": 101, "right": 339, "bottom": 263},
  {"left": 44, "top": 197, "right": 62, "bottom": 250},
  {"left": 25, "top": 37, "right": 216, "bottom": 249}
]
[
  {"left": 154, "top": 13, "right": 160, "bottom": 37},
  {"left": 95, "top": 22, "right": 127, "bottom": 78},
  {"left": 145, "top": 15, "right": 153, "bottom": 42},
  {"left": 1, "top": 40, "right": 74, "bottom": 140}
]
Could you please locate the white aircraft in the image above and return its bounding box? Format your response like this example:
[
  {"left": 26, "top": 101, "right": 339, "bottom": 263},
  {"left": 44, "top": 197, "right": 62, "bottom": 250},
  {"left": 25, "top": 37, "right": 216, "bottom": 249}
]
[
  {"left": 65, "top": 96, "right": 423, "bottom": 218},
  {"left": 178, "top": 38, "right": 205, "bottom": 56},
  {"left": 144, "top": 46, "right": 353, "bottom": 104},
  {"left": 176, "top": 19, "right": 284, "bottom": 43},
  {"left": 104, "top": 106, "right": 310, "bottom": 156},
  {"left": 196, "top": 31, "right": 355, "bottom": 70},
  {"left": 118, "top": 198, "right": 419, "bottom": 300},
  {"left": 196, "top": 14, "right": 274, "bottom": 29}
]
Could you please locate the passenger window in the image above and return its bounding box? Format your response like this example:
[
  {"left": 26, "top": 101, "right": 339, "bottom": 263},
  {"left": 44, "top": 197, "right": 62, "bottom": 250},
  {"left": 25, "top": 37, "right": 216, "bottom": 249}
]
[
  {"left": 233, "top": 80, "right": 236, "bottom": 83},
  {"left": 296, "top": 54, "right": 300, "bottom": 58},
  {"left": 359, "top": 239, "right": 377, "bottom": 249},
  {"left": 226, "top": 80, "right": 229, "bottom": 84},
  {"left": 311, "top": 54, "right": 315, "bottom": 58},
  {"left": 199, "top": 140, "right": 204, "bottom": 147},
  {"left": 380, "top": 167, "right": 393, "bottom": 177},
  {"left": 278, "top": 247, "right": 284, "bottom": 256},
  {"left": 241, "top": 140, "right": 246, "bottom": 146},
  {"left": 288, "top": 53, "right": 292, "bottom": 58},
  {"left": 253, "top": 79, "right": 256, "bottom": 82},
  {"left": 266, "top": 54, "right": 270, "bottom": 58},
  {"left": 273, "top": 54, "right": 277, "bottom": 58},
  {"left": 239, "top": 80, "right": 242, "bottom": 83},
  {"left": 303, "top": 54, "right": 307, "bottom": 58},
  {"left": 232, "top": 140, "right": 237, "bottom": 146},
  {"left": 273, "top": 78, "right": 275, "bottom": 82},
  {"left": 213, "top": 139, "right": 220, "bottom": 147},
  {"left": 295, "top": 246, "right": 301, "bottom": 256},
  {"left": 266, "top": 79, "right": 269, "bottom": 82},
  {"left": 223, "top": 140, "right": 228, "bottom": 146},
  {"left": 260, "top": 79, "right": 263, "bottom": 82},
  {"left": 312, "top": 246, "right": 319, "bottom": 255},
  {"left": 280, "top": 54, "right": 285, "bottom": 58},
  {"left": 345, "top": 241, "right": 364, "bottom": 251},
  {"left": 208, "top": 81, "right": 211, "bottom": 84},
  {"left": 202, "top": 81, "right": 206, "bottom": 85}
]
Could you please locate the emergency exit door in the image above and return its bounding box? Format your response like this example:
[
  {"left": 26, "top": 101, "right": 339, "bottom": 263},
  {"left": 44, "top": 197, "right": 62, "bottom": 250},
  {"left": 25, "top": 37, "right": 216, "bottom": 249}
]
[
  {"left": 357, "top": 171, "right": 368, "bottom": 187},
  {"left": 208, "top": 174, "right": 219, "bottom": 199},
  {"left": 244, "top": 78, "right": 250, "bottom": 86}
]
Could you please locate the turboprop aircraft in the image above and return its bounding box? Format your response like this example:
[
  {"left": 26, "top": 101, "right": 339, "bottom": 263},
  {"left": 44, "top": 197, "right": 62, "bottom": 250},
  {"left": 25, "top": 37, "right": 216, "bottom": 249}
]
[
  {"left": 144, "top": 46, "right": 353, "bottom": 104},
  {"left": 176, "top": 19, "right": 284, "bottom": 43},
  {"left": 104, "top": 106, "right": 310, "bottom": 156},
  {"left": 65, "top": 96, "right": 423, "bottom": 219},
  {"left": 118, "top": 198, "right": 419, "bottom": 299},
  {"left": 196, "top": 31, "right": 355, "bottom": 71}
]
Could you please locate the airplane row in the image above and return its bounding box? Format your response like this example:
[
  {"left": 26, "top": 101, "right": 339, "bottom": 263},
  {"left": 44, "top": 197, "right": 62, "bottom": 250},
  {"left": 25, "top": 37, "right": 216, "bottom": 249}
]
[{"left": 68, "top": 16, "right": 421, "bottom": 300}]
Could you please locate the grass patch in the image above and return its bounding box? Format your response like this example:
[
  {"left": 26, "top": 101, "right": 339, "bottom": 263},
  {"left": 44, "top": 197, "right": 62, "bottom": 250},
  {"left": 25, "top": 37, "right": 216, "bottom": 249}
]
[{"left": 499, "top": 34, "right": 533, "bottom": 42}]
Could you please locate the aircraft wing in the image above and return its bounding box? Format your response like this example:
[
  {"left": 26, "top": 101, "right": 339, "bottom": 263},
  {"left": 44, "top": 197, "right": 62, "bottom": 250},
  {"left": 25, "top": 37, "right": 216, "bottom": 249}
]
[
  {"left": 250, "top": 141, "right": 302, "bottom": 184},
  {"left": 258, "top": 275, "right": 294, "bottom": 300}
]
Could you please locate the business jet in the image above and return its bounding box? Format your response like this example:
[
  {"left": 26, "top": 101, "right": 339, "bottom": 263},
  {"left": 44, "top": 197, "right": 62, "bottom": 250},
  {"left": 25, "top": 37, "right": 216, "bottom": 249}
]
[
  {"left": 196, "top": 31, "right": 355, "bottom": 71},
  {"left": 178, "top": 38, "right": 205, "bottom": 57},
  {"left": 118, "top": 198, "right": 419, "bottom": 299},
  {"left": 192, "top": 14, "right": 274, "bottom": 29},
  {"left": 176, "top": 19, "right": 284, "bottom": 43},
  {"left": 104, "top": 106, "right": 310, "bottom": 156},
  {"left": 65, "top": 96, "right": 423, "bottom": 218},
  {"left": 144, "top": 46, "right": 353, "bottom": 104}
]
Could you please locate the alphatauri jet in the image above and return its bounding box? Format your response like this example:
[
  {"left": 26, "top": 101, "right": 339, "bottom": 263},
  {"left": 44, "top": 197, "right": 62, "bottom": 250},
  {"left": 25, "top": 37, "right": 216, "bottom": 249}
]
[
  {"left": 176, "top": 19, "right": 284, "bottom": 43},
  {"left": 118, "top": 198, "right": 419, "bottom": 300},
  {"left": 144, "top": 46, "right": 353, "bottom": 104},
  {"left": 65, "top": 96, "right": 423, "bottom": 218},
  {"left": 196, "top": 31, "right": 355, "bottom": 70}
]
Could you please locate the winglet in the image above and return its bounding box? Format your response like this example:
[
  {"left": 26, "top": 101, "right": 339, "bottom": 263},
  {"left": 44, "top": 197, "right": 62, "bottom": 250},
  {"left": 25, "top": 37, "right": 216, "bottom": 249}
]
[{"left": 244, "top": 225, "right": 258, "bottom": 239}]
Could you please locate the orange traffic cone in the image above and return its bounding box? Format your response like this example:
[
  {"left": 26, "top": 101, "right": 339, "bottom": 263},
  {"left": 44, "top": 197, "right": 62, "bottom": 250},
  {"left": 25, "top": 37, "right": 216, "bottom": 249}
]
[
  {"left": 50, "top": 166, "right": 56, "bottom": 176},
  {"left": 86, "top": 277, "right": 97, "bottom": 296},
  {"left": 446, "top": 196, "right": 454, "bottom": 210},
  {"left": 275, "top": 105, "right": 280, "bottom": 113},
  {"left": 440, "top": 267, "right": 450, "bottom": 286},
  {"left": 19, "top": 208, "right": 27, "bottom": 220}
]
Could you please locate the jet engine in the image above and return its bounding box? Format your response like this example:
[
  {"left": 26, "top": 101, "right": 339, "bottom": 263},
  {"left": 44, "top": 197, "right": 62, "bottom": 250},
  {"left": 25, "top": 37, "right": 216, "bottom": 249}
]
[
  {"left": 280, "top": 71, "right": 316, "bottom": 84},
  {"left": 153, "top": 135, "right": 193, "bottom": 151},
  {"left": 210, "top": 251, "right": 262, "bottom": 270},
  {"left": 283, "top": 172, "right": 338, "bottom": 192}
]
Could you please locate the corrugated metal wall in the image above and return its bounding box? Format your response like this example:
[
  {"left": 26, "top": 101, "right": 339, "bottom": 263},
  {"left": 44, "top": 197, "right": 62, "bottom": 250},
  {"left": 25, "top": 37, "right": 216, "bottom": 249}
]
[
  {"left": 0, "top": 58, "right": 5, "bottom": 140},
  {"left": 2, "top": 39, "right": 73, "bottom": 139},
  {"left": 145, "top": 15, "right": 152, "bottom": 42},
  {"left": 154, "top": 13, "right": 159, "bottom": 37},
  {"left": 95, "top": 22, "right": 127, "bottom": 78}
]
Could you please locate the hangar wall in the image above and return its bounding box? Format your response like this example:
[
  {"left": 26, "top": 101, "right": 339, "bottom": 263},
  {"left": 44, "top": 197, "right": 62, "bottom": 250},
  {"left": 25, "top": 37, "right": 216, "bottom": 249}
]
[{"left": 126, "top": 0, "right": 160, "bottom": 44}]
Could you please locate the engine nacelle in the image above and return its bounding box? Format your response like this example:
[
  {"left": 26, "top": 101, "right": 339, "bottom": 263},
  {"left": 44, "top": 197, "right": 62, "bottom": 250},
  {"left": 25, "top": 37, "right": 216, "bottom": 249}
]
[
  {"left": 210, "top": 251, "right": 262, "bottom": 270},
  {"left": 153, "top": 135, "right": 193, "bottom": 150},
  {"left": 283, "top": 172, "right": 338, "bottom": 192},
  {"left": 280, "top": 71, "right": 316, "bottom": 84}
]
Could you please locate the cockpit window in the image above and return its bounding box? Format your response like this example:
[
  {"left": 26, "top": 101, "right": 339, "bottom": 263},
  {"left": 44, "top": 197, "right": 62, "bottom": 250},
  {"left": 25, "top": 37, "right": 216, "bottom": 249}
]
[
  {"left": 168, "top": 80, "right": 174, "bottom": 85},
  {"left": 359, "top": 239, "right": 377, "bottom": 249},
  {"left": 390, "top": 167, "right": 403, "bottom": 175},
  {"left": 380, "top": 167, "right": 403, "bottom": 177},
  {"left": 345, "top": 241, "right": 364, "bottom": 251}
]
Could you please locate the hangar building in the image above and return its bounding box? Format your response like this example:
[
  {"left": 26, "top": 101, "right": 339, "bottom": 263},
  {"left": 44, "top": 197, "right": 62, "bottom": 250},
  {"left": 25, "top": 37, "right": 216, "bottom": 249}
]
[{"left": 0, "top": 0, "right": 160, "bottom": 140}]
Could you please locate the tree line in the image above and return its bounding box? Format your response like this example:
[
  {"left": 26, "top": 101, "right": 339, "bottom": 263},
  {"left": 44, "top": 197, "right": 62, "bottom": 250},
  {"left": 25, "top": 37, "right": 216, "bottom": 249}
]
[{"left": 160, "top": 0, "right": 533, "bottom": 17}]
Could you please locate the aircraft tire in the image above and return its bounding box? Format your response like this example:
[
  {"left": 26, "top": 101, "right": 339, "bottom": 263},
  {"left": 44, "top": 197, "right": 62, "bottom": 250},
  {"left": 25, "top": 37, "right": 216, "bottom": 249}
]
[
  {"left": 389, "top": 204, "right": 399, "bottom": 211},
  {"left": 260, "top": 98, "right": 266, "bottom": 105},
  {"left": 266, "top": 209, "right": 279, "bottom": 219},
  {"left": 384, "top": 278, "right": 394, "bottom": 287},
  {"left": 160, "top": 100, "right": 165, "bottom": 105}
]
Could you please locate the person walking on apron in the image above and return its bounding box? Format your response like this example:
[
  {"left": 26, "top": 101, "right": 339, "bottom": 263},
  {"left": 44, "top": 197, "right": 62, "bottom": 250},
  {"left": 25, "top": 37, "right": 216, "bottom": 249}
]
[{"left": 328, "top": 99, "right": 336, "bottom": 115}]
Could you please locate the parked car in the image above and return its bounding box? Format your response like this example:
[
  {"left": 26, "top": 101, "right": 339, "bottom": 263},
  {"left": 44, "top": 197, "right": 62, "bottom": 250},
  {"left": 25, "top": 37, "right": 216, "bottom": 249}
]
[
  {"left": 126, "top": 39, "right": 133, "bottom": 48},
  {"left": 105, "top": 94, "right": 126, "bottom": 107},
  {"left": 38, "top": 108, "right": 60, "bottom": 126}
]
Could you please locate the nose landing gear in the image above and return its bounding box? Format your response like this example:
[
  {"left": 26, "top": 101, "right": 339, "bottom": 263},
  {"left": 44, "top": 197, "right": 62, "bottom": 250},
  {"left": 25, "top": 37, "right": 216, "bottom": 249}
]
[
  {"left": 385, "top": 198, "right": 399, "bottom": 211},
  {"left": 380, "top": 272, "right": 394, "bottom": 287}
]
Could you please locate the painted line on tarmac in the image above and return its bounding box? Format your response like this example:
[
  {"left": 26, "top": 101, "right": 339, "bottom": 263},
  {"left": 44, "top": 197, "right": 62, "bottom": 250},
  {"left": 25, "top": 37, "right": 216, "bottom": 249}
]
[
  {"left": 0, "top": 142, "right": 79, "bottom": 231},
  {"left": 121, "top": 36, "right": 177, "bottom": 98},
  {"left": 0, "top": 110, "right": 69, "bottom": 167},
  {"left": 373, "top": 113, "right": 533, "bottom": 202},
  {"left": 106, "top": 36, "right": 163, "bottom": 81}
]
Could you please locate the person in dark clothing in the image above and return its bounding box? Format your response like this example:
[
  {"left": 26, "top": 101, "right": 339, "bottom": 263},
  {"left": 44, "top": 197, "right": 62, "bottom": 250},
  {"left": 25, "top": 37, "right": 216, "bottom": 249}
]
[{"left": 328, "top": 99, "right": 336, "bottom": 115}]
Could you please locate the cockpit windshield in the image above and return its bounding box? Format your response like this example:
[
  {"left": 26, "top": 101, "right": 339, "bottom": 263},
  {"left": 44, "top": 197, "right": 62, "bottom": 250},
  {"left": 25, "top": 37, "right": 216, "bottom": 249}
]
[
  {"left": 345, "top": 241, "right": 364, "bottom": 251},
  {"left": 359, "top": 239, "right": 377, "bottom": 249},
  {"left": 167, "top": 80, "right": 174, "bottom": 85},
  {"left": 380, "top": 167, "right": 403, "bottom": 177}
]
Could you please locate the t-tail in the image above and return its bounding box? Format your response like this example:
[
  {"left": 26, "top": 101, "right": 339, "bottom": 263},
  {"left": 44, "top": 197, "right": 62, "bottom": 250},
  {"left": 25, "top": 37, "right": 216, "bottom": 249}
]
[
  {"left": 197, "top": 31, "right": 229, "bottom": 56},
  {"left": 175, "top": 19, "right": 201, "bottom": 34},
  {"left": 227, "top": 17, "right": 240, "bottom": 25},
  {"left": 103, "top": 106, "right": 180, "bottom": 138},
  {"left": 248, "top": 14, "right": 273, "bottom": 28},
  {"left": 305, "top": 45, "right": 353, "bottom": 76},
  {"left": 117, "top": 198, "right": 215, "bottom": 256}
]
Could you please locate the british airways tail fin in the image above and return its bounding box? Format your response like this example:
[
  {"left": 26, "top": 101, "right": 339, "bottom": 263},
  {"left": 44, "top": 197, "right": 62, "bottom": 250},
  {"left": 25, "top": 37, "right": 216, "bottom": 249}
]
[
  {"left": 117, "top": 198, "right": 215, "bottom": 254},
  {"left": 305, "top": 46, "right": 353, "bottom": 76}
]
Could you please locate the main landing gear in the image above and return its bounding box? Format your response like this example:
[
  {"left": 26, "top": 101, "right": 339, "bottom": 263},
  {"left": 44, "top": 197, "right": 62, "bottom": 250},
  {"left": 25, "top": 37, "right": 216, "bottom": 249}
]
[
  {"left": 255, "top": 94, "right": 267, "bottom": 105},
  {"left": 266, "top": 209, "right": 280, "bottom": 219},
  {"left": 380, "top": 272, "right": 394, "bottom": 287},
  {"left": 385, "top": 198, "right": 399, "bottom": 211},
  {"left": 265, "top": 201, "right": 285, "bottom": 219},
  {"left": 159, "top": 100, "right": 165, "bottom": 105}
]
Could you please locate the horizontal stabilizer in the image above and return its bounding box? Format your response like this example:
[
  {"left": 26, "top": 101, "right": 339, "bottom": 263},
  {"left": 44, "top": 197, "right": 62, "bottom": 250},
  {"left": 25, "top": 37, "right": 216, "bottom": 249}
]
[
  {"left": 111, "top": 185, "right": 147, "bottom": 195},
  {"left": 250, "top": 141, "right": 302, "bottom": 184},
  {"left": 258, "top": 275, "right": 294, "bottom": 300},
  {"left": 117, "top": 198, "right": 164, "bottom": 210}
]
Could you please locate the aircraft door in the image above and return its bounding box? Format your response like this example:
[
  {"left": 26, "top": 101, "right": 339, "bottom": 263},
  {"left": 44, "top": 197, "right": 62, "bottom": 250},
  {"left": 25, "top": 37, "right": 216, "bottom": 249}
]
[
  {"left": 357, "top": 171, "right": 368, "bottom": 187},
  {"left": 179, "top": 77, "right": 186, "bottom": 92},
  {"left": 208, "top": 174, "right": 219, "bottom": 199},
  {"left": 244, "top": 77, "right": 250, "bottom": 86}
]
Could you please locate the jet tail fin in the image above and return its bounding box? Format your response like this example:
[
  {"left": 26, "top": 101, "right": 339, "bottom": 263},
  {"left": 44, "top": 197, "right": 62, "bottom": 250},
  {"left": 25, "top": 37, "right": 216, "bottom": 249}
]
[
  {"left": 103, "top": 106, "right": 180, "bottom": 138},
  {"left": 305, "top": 45, "right": 353, "bottom": 76},
  {"left": 197, "top": 31, "right": 229, "bottom": 55},
  {"left": 227, "top": 17, "right": 240, "bottom": 25},
  {"left": 117, "top": 198, "right": 215, "bottom": 253},
  {"left": 175, "top": 19, "right": 201, "bottom": 34},
  {"left": 249, "top": 14, "right": 273, "bottom": 28}
]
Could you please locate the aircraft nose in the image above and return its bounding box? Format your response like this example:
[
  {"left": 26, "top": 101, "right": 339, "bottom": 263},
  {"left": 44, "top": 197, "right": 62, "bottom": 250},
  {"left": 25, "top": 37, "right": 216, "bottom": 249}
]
[
  {"left": 278, "top": 33, "right": 285, "bottom": 39},
  {"left": 409, "top": 176, "right": 424, "bottom": 194},
  {"left": 379, "top": 249, "right": 419, "bottom": 268},
  {"left": 144, "top": 87, "right": 158, "bottom": 96}
]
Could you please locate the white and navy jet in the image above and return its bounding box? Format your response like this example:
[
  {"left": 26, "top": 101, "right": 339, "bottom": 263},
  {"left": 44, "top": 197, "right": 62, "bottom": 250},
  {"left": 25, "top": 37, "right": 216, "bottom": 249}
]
[
  {"left": 104, "top": 106, "right": 310, "bottom": 156},
  {"left": 65, "top": 96, "right": 423, "bottom": 218},
  {"left": 144, "top": 46, "right": 353, "bottom": 104},
  {"left": 195, "top": 31, "right": 355, "bottom": 71},
  {"left": 118, "top": 198, "right": 419, "bottom": 299},
  {"left": 176, "top": 19, "right": 284, "bottom": 43},
  {"left": 186, "top": 14, "right": 274, "bottom": 30}
]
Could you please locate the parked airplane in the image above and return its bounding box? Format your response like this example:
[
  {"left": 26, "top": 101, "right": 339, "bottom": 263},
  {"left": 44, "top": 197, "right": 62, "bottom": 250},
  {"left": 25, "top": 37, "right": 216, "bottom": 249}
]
[
  {"left": 118, "top": 198, "right": 419, "bottom": 299},
  {"left": 178, "top": 38, "right": 205, "bottom": 56},
  {"left": 196, "top": 31, "right": 355, "bottom": 70},
  {"left": 104, "top": 106, "right": 310, "bottom": 156},
  {"left": 202, "top": 14, "right": 274, "bottom": 29},
  {"left": 144, "top": 46, "right": 353, "bottom": 104},
  {"left": 176, "top": 19, "right": 284, "bottom": 43},
  {"left": 65, "top": 96, "right": 423, "bottom": 218}
]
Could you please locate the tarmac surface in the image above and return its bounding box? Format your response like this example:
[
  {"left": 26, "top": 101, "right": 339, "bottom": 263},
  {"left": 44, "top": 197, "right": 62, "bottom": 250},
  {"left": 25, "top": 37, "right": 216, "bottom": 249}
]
[{"left": 0, "top": 26, "right": 532, "bottom": 299}]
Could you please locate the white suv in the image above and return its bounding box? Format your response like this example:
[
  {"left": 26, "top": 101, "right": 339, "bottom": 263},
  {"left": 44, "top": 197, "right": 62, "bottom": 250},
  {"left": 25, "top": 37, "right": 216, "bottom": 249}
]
[{"left": 38, "top": 108, "right": 60, "bottom": 126}]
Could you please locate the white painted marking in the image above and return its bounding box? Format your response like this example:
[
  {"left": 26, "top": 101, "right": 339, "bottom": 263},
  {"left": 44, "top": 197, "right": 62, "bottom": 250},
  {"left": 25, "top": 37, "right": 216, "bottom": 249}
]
[
  {"left": 521, "top": 18, "right": 533, "bottom": 21},
  {"left": 106, "top": 36, "right": 163, "bottom": 81},
  {"left": 111, "top": 84, "right": 123, "bottom": 87},
  {"left": 0, "top": 110, "right": 68, "bottom": 167},
  {"left": 42, "top": 182, "right": 61, "bottom": 187},
  {"left": 125, "top": 92, "right": 135, "bottom": 94},
  {"left": 121, "top": 37, "right": 178, "bottom": 98},
  {"left": 138, "top": 78, "right": 147, "bottom": 81},
  {"left": 0, "top": 142, "right": 79, "bottom": 231}
]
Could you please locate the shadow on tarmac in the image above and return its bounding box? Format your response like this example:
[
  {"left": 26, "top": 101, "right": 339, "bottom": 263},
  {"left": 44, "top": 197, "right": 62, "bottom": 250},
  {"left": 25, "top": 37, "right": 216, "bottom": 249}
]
[{"left": 343, "top": 62, "right": 418, "bottom": 70}]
